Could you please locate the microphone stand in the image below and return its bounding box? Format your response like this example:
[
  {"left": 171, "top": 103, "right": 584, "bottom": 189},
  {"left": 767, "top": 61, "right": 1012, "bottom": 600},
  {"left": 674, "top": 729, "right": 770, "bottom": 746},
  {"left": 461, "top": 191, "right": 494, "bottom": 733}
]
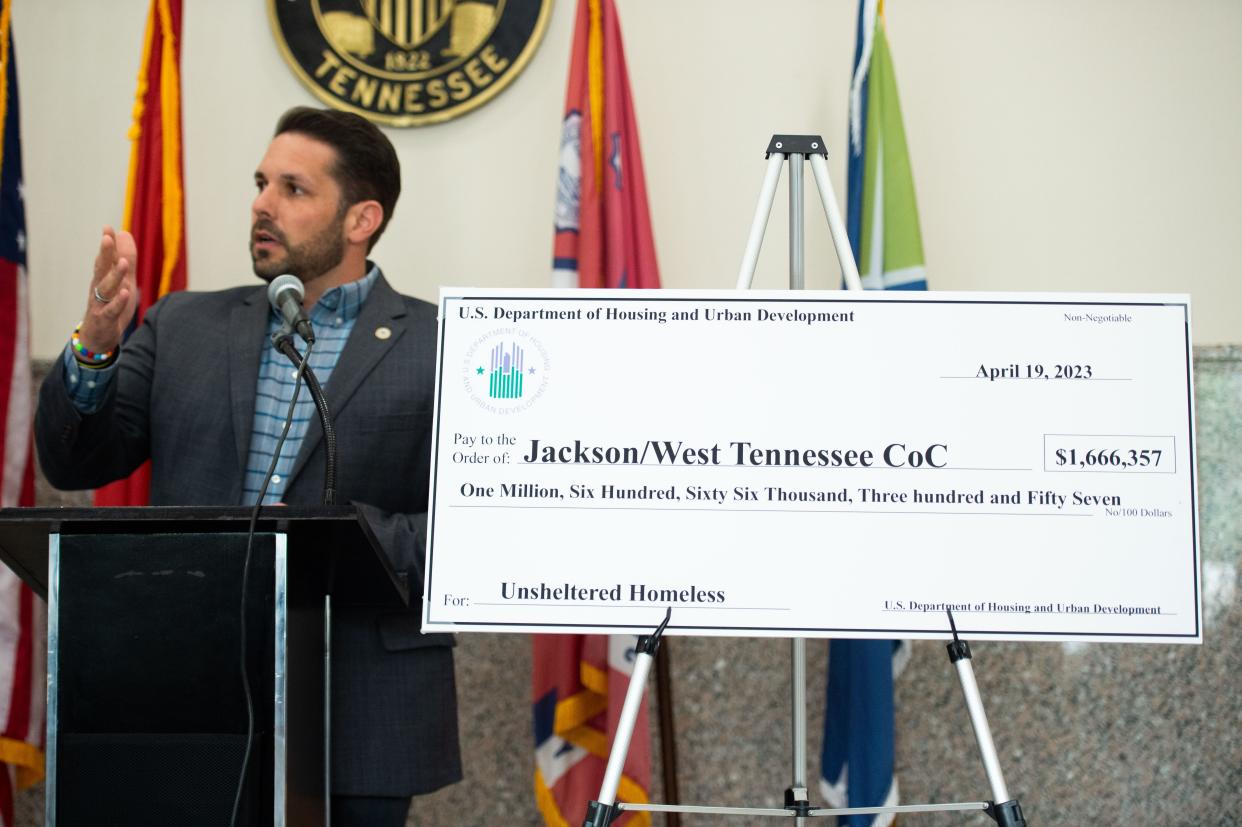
[{"left": 271, "top": 329, "right": 338, "bottom": 505}]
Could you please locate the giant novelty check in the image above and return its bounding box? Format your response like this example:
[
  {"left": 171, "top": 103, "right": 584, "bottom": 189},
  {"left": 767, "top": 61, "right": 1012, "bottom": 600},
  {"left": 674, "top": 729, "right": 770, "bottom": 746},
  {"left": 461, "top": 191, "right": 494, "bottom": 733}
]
[{"left": 422, "top": 290, "right": 1200, "bottom": 643}]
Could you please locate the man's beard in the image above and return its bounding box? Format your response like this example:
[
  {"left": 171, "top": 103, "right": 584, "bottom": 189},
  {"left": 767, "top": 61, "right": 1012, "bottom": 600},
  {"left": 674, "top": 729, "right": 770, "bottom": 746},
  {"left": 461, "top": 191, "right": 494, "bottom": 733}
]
[{"left": 251, "top": 218, "right": 346, "bottom": 284}]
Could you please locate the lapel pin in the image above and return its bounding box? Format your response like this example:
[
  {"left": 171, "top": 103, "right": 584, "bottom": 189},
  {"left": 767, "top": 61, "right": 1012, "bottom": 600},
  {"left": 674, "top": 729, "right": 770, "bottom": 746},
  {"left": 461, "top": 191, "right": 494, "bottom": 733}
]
[{"left": 375, "top": 326, "right": 392, "bottom": 340}]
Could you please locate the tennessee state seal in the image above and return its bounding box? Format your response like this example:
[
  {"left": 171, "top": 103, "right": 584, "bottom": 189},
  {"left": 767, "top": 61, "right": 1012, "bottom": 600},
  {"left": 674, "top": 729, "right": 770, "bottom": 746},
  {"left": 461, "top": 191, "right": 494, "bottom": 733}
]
[{"left": 268, "top": 0, "right": 553, "bottom": 127}]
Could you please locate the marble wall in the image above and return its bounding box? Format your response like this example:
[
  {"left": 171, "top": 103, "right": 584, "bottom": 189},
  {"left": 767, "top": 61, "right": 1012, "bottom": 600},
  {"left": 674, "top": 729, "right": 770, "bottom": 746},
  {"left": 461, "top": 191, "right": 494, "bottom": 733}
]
[{"left": 19, "top": 346, "right": 1240, "bottom": 825}]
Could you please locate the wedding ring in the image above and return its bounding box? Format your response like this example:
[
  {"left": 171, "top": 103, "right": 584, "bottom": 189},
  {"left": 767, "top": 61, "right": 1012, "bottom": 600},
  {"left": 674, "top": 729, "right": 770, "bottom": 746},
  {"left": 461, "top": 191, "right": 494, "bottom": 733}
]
[{"left": 93, "top": 287, "right": 111, "bottom": 304}]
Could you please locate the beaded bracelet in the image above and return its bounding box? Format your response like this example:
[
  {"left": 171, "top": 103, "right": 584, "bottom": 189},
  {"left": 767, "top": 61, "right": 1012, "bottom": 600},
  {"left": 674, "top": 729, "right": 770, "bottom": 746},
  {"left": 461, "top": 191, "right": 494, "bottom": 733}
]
[{"left": 71, "top": 323, "right": 118, "bottom": 369}]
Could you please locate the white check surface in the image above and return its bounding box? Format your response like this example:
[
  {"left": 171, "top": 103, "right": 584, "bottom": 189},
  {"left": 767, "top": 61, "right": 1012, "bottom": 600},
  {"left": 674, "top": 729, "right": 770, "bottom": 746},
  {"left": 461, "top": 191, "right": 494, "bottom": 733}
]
[{"left": 422, "top": 289, "right": 1200, "bottom": 643}]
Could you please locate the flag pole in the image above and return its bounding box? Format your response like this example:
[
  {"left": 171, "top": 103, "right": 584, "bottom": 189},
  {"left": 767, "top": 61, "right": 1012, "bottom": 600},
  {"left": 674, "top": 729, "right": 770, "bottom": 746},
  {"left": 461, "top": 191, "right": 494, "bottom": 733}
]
[{"left": 654, "top": 643, "right": 681, "bottom": 826}]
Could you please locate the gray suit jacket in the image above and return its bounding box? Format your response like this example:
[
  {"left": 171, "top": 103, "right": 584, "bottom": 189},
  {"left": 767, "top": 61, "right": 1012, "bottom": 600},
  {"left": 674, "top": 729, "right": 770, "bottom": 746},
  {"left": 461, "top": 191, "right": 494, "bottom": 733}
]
[{"left": 36, "top": 272, "right": 462, "bottom": 796}]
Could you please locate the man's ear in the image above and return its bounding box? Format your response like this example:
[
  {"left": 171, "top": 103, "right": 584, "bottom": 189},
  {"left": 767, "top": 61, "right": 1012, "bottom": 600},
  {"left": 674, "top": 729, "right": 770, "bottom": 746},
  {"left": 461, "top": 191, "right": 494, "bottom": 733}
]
[{"left": 346, "top": 200, "right": 384, "bottom": 246}]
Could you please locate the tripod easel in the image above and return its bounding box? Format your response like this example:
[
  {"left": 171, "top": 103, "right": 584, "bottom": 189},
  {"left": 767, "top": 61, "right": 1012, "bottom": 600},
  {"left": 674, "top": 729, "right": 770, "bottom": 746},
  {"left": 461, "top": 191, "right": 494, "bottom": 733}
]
[{"left": 583, "top": 136, "right": 1027, "bottom": 826}]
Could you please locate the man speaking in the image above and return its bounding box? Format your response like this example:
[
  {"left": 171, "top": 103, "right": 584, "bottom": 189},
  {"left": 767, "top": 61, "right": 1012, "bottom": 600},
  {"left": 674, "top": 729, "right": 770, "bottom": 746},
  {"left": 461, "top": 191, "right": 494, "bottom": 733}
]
[{"left": 35, "top": 107, "right": 460, "bottom": 825}]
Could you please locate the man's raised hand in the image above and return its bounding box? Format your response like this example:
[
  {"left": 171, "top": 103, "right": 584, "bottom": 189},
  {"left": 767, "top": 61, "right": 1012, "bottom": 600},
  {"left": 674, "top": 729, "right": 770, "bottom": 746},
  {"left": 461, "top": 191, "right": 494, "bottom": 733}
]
[{"left": 79, "top": 226, "right": 139, "bottom": 354}]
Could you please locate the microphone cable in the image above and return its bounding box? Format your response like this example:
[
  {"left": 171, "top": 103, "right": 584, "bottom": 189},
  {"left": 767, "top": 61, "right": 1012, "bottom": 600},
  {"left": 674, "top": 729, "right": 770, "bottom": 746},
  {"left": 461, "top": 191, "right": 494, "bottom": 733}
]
[
  {"left": 272, "top": 337, "right": 336, "bottom": 505},
  {"left": 229, "top": 336, "right": 313, "bottom": 827}
]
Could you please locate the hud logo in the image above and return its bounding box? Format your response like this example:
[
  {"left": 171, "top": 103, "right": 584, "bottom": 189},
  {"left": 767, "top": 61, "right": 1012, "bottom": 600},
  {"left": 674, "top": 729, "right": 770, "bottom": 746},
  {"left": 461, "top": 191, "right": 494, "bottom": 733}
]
[
  {"left": 268, "top": 0, "right": 553, "bottom": 126},
  {"left": 462, "top": 328, "right": 549, "bottom": 413},
  {"left": 486, "top": 340, "right": 526, "bottom": 399}
]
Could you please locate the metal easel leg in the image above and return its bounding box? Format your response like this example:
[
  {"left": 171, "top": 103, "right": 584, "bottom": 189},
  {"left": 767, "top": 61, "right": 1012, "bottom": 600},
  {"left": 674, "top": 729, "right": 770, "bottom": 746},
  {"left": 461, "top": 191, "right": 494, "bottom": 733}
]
[
  {"left": 784, "top": 142, "right": 812, "bottom": 826},
  {"left": 737, "top": 152, "right": 786, "bottom": 289},
  {"left": 807, "top": 153, "right": 863, "bottom": 290},
  {"left": 785, "top": 638, "right": 811, "bottom": 824},
  {"left": 582, "top": 610, "right": 673, "bottom": 827},
  {"left": 789, "top": 152, "right": 805, "bottom": 290},
  {"left": 945, "top": 611, "right": 1027, "bottom": 827}
]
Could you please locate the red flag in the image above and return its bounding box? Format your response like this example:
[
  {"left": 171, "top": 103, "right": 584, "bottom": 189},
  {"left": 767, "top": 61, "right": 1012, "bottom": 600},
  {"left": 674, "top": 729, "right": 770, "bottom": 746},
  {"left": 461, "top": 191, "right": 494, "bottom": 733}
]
[
  {"left": 533, "top": 636, "right": 652, "bottom": 826},
  {"left": 0, "top": 4, "right": 46, "bottom": 823},
  {"left": 551, "top": 0, "right": 659, "bottom": 290},
  {"left": 94, "top": 0, "right": 187, "bottom": 507},
  {"left": 537, "top": 0, "right": 659, "bottom": 823}
]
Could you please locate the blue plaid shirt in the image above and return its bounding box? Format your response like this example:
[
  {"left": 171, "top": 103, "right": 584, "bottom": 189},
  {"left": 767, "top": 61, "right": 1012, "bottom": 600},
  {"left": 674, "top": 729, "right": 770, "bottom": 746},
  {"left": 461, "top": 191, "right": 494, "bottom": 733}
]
[
  {"left": 62, "top": 265, "right": 380, "bottom": 505},
  {"left": 243, "top": 266, "right": 378, "bottom": 504}
]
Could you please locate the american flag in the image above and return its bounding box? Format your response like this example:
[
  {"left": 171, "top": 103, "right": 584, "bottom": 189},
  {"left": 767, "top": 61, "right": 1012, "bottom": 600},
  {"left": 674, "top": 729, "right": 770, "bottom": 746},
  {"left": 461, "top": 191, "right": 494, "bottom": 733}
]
[{"left": 0, "top": 3, "right": 47, "bottom": 823}]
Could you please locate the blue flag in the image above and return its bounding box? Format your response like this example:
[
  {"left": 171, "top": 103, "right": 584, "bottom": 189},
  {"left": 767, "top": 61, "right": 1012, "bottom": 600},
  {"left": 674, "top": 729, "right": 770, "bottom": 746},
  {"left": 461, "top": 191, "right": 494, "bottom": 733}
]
[{"left": 822, "top": 1, "right": 923, "bottom": 824}]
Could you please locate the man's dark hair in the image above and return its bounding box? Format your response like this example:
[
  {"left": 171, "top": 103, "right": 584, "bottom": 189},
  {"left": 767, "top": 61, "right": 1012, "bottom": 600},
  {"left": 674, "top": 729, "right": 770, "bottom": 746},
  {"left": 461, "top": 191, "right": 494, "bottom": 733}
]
[{"left": 274, "top": 106, "right": 400, "bottom": 251}]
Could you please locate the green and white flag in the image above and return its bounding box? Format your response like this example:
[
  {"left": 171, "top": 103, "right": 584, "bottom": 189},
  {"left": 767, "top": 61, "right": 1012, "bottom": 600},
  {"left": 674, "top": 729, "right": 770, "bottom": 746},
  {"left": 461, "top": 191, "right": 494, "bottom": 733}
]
[{"left": 847, "top": 0, "right": 926, "bottom": 290}]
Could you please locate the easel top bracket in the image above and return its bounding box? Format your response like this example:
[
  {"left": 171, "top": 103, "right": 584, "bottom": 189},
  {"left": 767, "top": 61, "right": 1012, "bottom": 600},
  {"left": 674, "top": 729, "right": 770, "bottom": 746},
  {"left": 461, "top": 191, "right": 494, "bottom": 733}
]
[{"left": 766, "top": 135, "right": 828, "bottom": 158}]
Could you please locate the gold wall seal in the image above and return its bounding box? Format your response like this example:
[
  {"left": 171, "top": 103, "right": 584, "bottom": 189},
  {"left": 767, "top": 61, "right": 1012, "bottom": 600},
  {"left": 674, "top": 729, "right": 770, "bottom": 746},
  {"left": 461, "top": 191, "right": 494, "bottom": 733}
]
[{"left": 269, "top": 0, "right": 553, "bottom": 127}]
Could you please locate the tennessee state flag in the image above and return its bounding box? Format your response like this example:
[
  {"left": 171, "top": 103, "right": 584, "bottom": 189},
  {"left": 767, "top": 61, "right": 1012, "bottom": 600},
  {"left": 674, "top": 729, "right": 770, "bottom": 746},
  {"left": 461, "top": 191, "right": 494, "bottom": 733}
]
[
  {"left": 94, "top": 0, "right": 187, "bottom": 507},
  {"left": 537, "top": 0, "right": 659, "bottom": 823},
  {"left": 551, "top": 0, "right": 658, "bottom": 290},
  {"left": 533, "top": 636, "right": 652, "bottom": 826}
]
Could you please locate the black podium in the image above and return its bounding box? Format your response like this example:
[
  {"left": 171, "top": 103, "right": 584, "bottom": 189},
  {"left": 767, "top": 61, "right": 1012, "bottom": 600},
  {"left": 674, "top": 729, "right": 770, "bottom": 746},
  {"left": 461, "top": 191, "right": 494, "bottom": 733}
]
[{"left": 0, "top": 506, "right": 407, "bottom": 827}]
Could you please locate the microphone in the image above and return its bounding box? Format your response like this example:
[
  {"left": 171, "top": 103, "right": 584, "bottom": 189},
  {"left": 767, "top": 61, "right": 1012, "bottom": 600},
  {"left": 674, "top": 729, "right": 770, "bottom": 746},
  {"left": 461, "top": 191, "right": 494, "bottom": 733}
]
[{"left": 267, "top": 274, "right": 315, "bottom": 343}]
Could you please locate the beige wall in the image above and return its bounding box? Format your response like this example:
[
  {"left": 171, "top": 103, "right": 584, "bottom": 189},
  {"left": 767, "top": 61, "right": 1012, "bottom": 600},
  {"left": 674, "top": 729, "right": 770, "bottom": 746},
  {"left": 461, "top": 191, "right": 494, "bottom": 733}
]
[{"left": 14, "top": 0, "right": 1242, "bottom": 359}]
